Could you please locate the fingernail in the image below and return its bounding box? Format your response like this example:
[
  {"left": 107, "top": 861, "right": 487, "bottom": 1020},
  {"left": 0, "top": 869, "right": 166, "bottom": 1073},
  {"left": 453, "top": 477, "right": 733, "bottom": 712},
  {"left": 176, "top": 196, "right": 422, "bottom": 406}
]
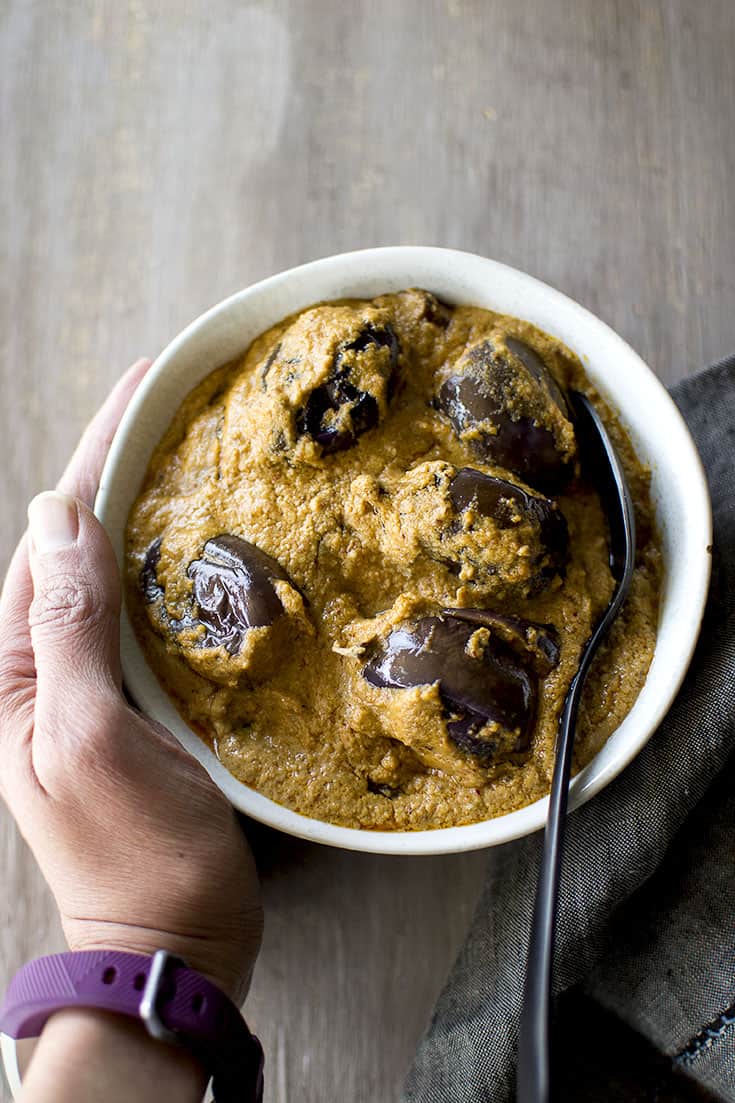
[{"left": 28, "top": 492, "right": 79, "bottom": 553}]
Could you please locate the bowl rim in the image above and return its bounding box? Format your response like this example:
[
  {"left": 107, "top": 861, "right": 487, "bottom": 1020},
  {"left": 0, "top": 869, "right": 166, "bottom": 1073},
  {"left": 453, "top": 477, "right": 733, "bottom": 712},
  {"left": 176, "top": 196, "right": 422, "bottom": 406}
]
[{"left": 96, "top": 246, "right": 713, "bottom": 855}]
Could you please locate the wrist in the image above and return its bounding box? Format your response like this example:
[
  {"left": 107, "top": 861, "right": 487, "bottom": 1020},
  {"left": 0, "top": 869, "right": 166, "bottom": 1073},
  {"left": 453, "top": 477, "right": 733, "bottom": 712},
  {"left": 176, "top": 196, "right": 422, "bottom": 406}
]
[
  {"left": 64, "top": 923, "right": 259, "bottom": 1004},
  {"left": 20, "top": 1007, "right": 207, "bottom": 1103}
]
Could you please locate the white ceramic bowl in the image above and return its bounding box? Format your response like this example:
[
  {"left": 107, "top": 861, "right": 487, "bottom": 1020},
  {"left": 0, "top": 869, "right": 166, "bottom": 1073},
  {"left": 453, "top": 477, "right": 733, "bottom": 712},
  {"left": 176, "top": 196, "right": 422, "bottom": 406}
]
[{"left": 96, "top": 247, "right": 712, "bottom": 855}]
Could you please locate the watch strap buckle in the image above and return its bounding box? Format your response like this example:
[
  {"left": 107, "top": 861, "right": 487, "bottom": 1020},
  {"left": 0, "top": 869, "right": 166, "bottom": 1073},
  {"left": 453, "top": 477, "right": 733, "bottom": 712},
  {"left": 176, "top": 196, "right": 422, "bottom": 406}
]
[{"left": 139, "top": 949, "right": 186, "bottom": 1048}]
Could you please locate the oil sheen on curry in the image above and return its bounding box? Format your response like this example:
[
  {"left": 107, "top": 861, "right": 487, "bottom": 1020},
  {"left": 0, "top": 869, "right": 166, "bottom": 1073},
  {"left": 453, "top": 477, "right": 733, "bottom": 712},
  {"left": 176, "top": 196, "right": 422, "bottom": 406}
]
[{"left": 126, "top": 290, "right": 661, "bottom": 831}]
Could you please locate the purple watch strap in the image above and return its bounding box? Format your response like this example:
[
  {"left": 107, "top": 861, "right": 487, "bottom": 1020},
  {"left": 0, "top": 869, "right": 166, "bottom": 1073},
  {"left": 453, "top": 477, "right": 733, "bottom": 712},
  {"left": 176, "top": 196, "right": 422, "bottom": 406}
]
[{"left": 0, "top": 951, "right": 263, "bottom": 1103}]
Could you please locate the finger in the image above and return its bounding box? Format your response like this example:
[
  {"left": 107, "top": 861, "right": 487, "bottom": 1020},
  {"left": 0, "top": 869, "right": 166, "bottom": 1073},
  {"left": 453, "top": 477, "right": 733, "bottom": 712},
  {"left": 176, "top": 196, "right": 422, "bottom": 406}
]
[
  {"left": 27, "top": 495, "right": 123, "bottom": 723},
  {"left": 0, "top": 533, "right": 36, "bottom": 753},
  {"left": 0, "top": 534, "right": 35, "bottom": 685},
  {"left": 57, "top": 358, "right": 152, "bottom": 507},
  {"left": 0, "top": 534, "right": 46, "bottom": 809}
]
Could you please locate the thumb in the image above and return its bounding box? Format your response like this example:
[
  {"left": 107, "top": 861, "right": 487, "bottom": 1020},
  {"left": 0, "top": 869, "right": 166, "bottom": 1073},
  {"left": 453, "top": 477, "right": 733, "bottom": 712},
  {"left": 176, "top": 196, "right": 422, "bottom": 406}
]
[{"left": 27, "top": 492, "right": 122, "bottom": 703}]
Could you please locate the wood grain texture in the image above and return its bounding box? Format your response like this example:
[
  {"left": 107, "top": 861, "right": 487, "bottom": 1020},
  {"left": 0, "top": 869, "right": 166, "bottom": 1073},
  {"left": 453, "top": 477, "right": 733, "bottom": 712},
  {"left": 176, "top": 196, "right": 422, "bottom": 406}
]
[{"left": 1, "top": 2, "right": 734, "bottom": 1100}]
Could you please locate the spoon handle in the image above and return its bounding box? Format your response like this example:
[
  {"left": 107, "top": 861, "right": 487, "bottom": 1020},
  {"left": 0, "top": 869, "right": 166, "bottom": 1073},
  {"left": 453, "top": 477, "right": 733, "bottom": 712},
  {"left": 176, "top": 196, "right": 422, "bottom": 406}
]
[
  {"left": 516, "top": 671, "right": 584, "bottom": 1103},
  {"left": 516, "top": 590, "right": 628, "bottom": 1102}
]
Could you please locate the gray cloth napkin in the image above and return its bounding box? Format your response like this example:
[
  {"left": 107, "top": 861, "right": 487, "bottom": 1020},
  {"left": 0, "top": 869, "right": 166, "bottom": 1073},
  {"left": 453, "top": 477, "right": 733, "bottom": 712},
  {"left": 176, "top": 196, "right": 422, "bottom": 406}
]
[{"left": 404, "top": 355, "right": 735, "bottom": 1103}]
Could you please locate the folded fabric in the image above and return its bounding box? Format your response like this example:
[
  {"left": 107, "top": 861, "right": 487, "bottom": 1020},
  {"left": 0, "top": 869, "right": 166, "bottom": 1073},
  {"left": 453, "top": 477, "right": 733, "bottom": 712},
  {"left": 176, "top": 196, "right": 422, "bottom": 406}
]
[{"left": 404, "top": 355, "right": 735, "bottom": 1103}]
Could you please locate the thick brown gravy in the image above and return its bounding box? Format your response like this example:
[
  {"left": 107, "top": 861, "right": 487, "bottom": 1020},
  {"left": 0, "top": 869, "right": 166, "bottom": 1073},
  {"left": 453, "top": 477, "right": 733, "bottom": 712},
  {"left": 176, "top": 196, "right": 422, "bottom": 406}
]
[{"left": 126, "top": 290, "right": 661, "bottom": 830}]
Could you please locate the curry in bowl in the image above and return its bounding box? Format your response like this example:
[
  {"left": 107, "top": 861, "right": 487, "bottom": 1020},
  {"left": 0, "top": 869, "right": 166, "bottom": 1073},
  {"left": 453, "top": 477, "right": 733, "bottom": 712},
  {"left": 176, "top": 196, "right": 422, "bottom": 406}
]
[{"left": 125, "top": 289, "right": 660, "bottom": 830}]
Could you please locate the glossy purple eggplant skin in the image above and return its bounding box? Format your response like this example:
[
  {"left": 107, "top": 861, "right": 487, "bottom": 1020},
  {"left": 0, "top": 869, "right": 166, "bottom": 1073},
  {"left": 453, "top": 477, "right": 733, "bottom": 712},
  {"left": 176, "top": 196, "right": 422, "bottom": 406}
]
[
  {"left": 296, "top": 323, "right": 400, "bottom": 454},
  {"left": 187, "top": 536, "right": 292, "bottom": 654},
  {"left": 363, "top": 609, "right": 560, "bottom": 763},
  {"left": 142, "top": 535, "right": 295, "bottom": 656},
  {"left": 444, "top": 609, "right": 560, "bottom": 676},
  {"left": 141, "top": 537, "right": 165, "bottom": 604},
  {"left": 438, "top": 338, "right": 573, "bottom": 493},
  {"left": 448, "top": 467, "right": 569, "bottom": 584},
  {"left": 140, "top": 538, "right": 196, "bottom": 635}
]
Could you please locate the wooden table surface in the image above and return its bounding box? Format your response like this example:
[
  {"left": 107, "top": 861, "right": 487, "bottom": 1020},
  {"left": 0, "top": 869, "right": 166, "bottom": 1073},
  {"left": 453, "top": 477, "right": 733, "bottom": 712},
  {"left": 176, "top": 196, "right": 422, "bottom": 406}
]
[{"left": 1, "top": 2, "right": 734, "bottom": 1101}]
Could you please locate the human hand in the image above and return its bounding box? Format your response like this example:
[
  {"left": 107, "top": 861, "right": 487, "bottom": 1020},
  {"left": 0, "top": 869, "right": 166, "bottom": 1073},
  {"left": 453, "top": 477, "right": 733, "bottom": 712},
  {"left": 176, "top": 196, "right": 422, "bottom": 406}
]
[{"left": 0, "top": 360, "right": 263, "bottom": 1004}]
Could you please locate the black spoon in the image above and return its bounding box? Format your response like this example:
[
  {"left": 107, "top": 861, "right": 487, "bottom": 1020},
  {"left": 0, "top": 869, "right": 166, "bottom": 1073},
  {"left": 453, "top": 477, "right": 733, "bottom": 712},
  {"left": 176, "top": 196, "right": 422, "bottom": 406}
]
[{"left": 516, "top": 391, "right": 636, "bottom": 1103}]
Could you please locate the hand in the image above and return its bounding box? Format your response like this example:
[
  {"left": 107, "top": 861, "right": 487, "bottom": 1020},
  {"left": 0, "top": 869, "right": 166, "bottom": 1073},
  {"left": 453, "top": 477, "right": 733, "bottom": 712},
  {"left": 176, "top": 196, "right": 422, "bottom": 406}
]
[{"left": 0, "top": 360, "right": 263, "bottom": 1003}]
